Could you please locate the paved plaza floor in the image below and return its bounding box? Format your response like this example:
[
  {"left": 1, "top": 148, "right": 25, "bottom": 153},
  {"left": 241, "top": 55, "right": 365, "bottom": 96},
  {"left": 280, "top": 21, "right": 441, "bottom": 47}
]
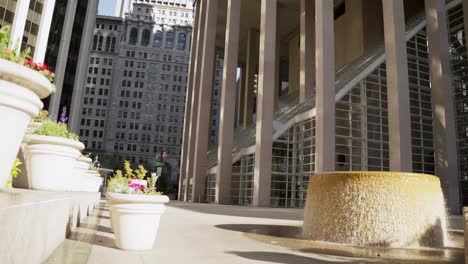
[{"left": 45, "top": 201, "right": 465, "bottom": 264}]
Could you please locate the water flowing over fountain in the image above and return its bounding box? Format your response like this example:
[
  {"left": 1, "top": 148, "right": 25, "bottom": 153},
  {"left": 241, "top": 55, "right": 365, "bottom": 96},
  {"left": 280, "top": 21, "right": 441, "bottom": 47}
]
[{"left": 303, "top": 172, "right": 448, "bottom": 248}]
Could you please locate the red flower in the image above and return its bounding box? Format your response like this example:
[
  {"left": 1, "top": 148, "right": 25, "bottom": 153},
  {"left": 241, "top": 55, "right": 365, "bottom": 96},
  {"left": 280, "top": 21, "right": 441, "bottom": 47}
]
[
  {"left": 40, "top": 63, "right": 47, "bottom": 71},
  {"left": 48, "top": 71, "right": 53, "bottom": 76}
]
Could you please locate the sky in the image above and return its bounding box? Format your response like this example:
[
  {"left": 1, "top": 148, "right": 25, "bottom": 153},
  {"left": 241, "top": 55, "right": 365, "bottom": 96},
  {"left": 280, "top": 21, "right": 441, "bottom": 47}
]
[{"left": 98, "top": 0, "right": 116, "bottom": 16}]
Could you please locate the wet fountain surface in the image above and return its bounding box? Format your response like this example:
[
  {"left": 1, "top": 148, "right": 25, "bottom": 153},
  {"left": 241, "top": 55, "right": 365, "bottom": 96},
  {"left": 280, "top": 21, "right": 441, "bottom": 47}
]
[{"left": 216, "top": 224, "right": 465, "bottom": 263}]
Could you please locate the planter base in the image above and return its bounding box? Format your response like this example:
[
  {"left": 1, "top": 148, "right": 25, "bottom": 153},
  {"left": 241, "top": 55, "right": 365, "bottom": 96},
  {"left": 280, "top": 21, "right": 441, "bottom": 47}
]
[
  {"left": 111, "top": 203, "right": 166, "bottom": 251},
  {"left": 106, "top": 192, "right": 169, "bottom": 251}
]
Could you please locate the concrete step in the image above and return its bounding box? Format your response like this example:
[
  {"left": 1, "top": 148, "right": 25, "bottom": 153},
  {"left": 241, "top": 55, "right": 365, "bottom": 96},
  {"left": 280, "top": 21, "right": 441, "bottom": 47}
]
[{"left": 0, "top": 188, "right": 101, "bottom": 264}]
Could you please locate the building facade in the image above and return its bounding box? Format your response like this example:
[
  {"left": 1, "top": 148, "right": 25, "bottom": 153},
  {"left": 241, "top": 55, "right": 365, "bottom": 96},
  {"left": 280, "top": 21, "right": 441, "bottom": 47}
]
[
  {"left": 180, "top": 0, "right": 468, "bottom": 215},
  {"left": 44, "top": 0, "right": 99, "bottom": 121},
  {"left": 115, "top": 0, "right": 193, "bottom": 27},
  {"left": 0, "top": 0, "right": 55, "bottom": 62},
  {"left": 77, "top": 2, "right": 193, "bottom": 183},
  {"left": 0, "top": 0, "right": 99, "bottom": 121}
]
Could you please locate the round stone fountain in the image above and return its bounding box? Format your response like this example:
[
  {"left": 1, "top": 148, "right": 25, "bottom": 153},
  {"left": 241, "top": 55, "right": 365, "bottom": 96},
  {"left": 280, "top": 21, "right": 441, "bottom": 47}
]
[{"left": 303, "top": 171, "right": 448, "bottom": 248}]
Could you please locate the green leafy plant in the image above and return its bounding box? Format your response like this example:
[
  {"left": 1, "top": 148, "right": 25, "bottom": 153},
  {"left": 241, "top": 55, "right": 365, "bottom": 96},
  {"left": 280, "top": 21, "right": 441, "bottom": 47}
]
[
  {"left": 33, "top": 120, "right": 79, "bottom": 140},
  {"left": 123, "top": 160, "right": 135, "bottom": 178},
  {"left": 107, "top": 162, "right": 160, "bottom": 195},
  {"left": 6, "top": 158, "right": 22, "bottom": 188},
  {"left": 0, "top": 26, "right": 55, "bottom": 84},
  {"left": 33, "top": 110, "right": 48, "bottom": 122}
]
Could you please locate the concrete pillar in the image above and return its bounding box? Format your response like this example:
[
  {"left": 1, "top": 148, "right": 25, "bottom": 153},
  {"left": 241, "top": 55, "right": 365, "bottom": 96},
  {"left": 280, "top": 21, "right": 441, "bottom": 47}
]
[
  {"left": 300, "top": 0, "right": 315, "bottom": 103},
  {"left": 191, "top": 0, "right": 218, "bottom": 202},
  {"left": 464, "top": 0, "right": 468, "bottom": 50},
  {"left": 216, "top": 0, "right": 241, "bottom": 204},
  {"left": 253, "top": 0, "right": 277, "bottom": 207},
  {"left": 382, "top": 0, "right": 412, "bottom": 172},
  {"left": 68, "top": 0, "right": 99, "bottom": 133},
  {"left": 48, "top": 0, "right": 78, "bottom": 121},
  {"left": 179, "top": 0, "right": 200, "bottom": 201},
  {"left": 242, "top": 28, "right": 259, "bottom": 128},
  {"left": 184, "top": 0, "right": 207, "bottom": 201},
  {"left": 274, "top": 7, "right": 280, "bottom": 110},
  {"left": 315, "top": 0, "right": 335, "bottom": 172},
  {"left": 237, "top": 66, "right": 246, "bottom": 127},
  {"left": 10, "top": 0, "right": 31, "bottom": 52},
  {"left": 33, "top": 0, "right": 56, "bottom": 63},
  {"left": 425, "top": 0, "right": 461, "bottom": 214}
]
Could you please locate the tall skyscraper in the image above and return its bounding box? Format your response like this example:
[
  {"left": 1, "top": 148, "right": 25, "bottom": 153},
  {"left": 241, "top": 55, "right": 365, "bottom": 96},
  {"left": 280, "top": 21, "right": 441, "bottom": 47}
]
[
  {"left": 77, "top": 1, "right": 193, "bottom": 184},
  {"left": 0, "top": 0, "right": 56, "bottom": 62},
  {"left": 0, "top": 0, "right": 99, "bottom": 121},
  {"left": 44, "top": 0, "right": 99, "bottom": 121}
]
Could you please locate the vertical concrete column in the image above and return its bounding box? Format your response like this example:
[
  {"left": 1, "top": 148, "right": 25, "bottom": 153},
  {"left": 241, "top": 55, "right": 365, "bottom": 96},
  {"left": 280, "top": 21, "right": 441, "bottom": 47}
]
[
  {"left": 178, "top": 0, "right": 200, "bottom": 201},
  {"left": 191, "top": 0, "right": 218, "bottom": 202},
  {"left": 382, "top": 0, "right": 412, "bottom": 172},
  {"left": 33, "top": 0, "right": 56, "bottom": 63},
  {"left": 464, "top": 207, "right": 468, "bottom": 263},
  {"left": 253, "top": 0, "right": 277, "bottom": 207},
  {"left": 48, "top": 0, "right": 78, "bottom": 121},
  {"left": 10, "top": 0, "right": 31, "bottom": 52},
  {"left": 315, "top": 0, "right": 335, "bottom": 172},
  {"left": 242, "top": 28, "right": 259, "bottom": 128},
  {"left": 425, "top": 0, "right": 461, "bottom": 215},
  {"left": 216, "top": 0, "right": 241, "bottom": 204},
  {"left": 464, "top": 0, "right": 468, "bottom": 49},
  {"left": 68, "top": 0, "right": 99, "bottom": 133},
  {"left": 184, "top": 0, "right": 207, "bottom": 201},
  {"left": 237, "top": 66, "right": 246, "bottom": 127},
  {"left": 300, "top": 0, "right": 315, "bottom": 103},
  {"left": 274, "top": 7, "right": 280, "bottom": 110}
]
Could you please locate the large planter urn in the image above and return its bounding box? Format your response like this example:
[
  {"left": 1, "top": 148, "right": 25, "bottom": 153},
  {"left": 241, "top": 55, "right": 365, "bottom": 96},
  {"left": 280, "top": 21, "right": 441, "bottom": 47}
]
[
  {"left": 73, "top": 156, "right": 102, "bottom": 192},
  {"left": 106, "top": 192, "right": 169, "bottom": 251},
  {"left": 25, "top": 134, "right": 85, "bottom": 191},
  {"left": 0, "top": 59, "right": 53, "bottom": 187}
]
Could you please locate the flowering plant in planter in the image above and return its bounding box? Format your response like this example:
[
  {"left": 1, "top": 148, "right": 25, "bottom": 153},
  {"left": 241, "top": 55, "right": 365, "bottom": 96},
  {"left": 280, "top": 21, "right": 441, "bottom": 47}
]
[
  {"left": 25, "top": 120, "right": 84, "bottom": 191},
  {"left": 0, "top": 26, "right": 55, "bottom": 84},
  {"left": 106, "top": 161, "right": 168, "bottom": 251},
  {"left": 33, "top": 110, "right": 49, "bottom": 123},
  {"left": 32, "top": 120, "right": 79, "bottom": 140},
  {"left": 107, "top": 162, "right": 161, "bottom": 195},
  {"left": 0, "top": 26, "right": 55, "bottom": 187}
]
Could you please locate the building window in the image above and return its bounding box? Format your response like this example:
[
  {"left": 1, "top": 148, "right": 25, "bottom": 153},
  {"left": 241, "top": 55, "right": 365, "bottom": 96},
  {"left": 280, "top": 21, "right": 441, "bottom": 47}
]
[
  {"left": 153, "top": 31, "right": 162, "bottom": 47},
  {"left": 142, "top": 29, "right": 150, "bottom": 46},
  {"left": 97, "top": 35, "right": 104, "bottom": 51},
  {"left": 165, "top": 31, "right": 174, "bottom": 49},
  {"left": 92, "top": 35, "right": 98, "bottom": 50},
  {"left": 111, "top": 37, "right": 117, "bottom": 52},
  {"left": 177, "top": 33, "right": 186, "bottom": 50},
  {"left": 105, "top": 37, "right": 111, "bottom": 51},
  {"left": 129, "top": 28, "right": 138, "bottom": 45}
]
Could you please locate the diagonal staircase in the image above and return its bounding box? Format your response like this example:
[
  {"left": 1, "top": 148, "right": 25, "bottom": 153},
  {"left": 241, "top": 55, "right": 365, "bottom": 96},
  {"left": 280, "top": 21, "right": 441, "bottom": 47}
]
[{"left": 206, "top": 10, "right": 430, "bottom": 174}]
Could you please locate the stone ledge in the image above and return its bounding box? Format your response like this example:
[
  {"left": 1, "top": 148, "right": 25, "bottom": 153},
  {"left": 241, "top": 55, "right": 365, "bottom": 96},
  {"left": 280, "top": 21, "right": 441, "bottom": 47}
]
[{"left": 0, "top": 188, "right": 100, "bottom": 263}]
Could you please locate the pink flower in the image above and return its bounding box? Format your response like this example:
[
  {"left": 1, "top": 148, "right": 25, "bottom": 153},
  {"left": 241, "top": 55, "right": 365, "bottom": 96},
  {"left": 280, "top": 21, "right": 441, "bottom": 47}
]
[{"left": 129, "top": 183, "right": 145, "bottom": 190}]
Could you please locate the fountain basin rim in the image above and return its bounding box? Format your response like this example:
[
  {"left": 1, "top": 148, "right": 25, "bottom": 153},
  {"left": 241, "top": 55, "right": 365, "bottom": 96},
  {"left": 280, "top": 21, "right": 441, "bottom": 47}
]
[{"left": 312, "top": 171, "right": 440, "bottom": 181}]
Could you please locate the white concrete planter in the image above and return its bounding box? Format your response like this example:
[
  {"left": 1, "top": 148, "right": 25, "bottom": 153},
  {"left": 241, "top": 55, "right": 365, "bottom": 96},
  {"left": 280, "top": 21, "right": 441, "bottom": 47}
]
[
  {"left": 84, "top": 172, "right": 102, "bottom": 192},
  {"left": 26, "top": 121, "right": 42, "bottom": 135},
  {"left": 76, "top": 156, "right": 92, "bottom": 170},
  {"left": 106, "top": 192, "right": 169, "bottom": 251},
  {"left": 0, "top": 59, "right": 53, "bottom": 187},
  {"left": 25, "top": 134, "right": 85, "bottom": 191}
]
